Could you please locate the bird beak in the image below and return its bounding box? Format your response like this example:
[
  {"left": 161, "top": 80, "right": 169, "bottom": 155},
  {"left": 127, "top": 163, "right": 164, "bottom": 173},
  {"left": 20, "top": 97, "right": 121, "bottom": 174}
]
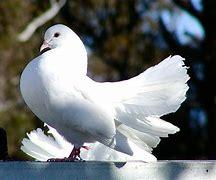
[{"left": 40, "top": 41, "right": 51, "bottom": 52}]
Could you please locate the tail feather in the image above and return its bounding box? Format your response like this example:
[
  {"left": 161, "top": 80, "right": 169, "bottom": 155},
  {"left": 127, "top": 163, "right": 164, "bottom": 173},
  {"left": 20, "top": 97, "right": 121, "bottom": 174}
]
[
  {"left": 111, "top": 55, "right": 187, "bottom": 141},
  {"left": 117, "top": 124, "right": 161, "bottom": 151},
  {"left": 21, "top": 128, "right": 71, "bottom": 160},
  {"left": 108, "top": 56, "right": 187, "bottom": 156},
  {"left": 112, "top": 55, "right": 189, "bottom": 118},
  {"left": 113, "top": 117, "right": 178, "bottom": 155},
  {"left": 21, "top": 126, "right": 157, "bottom": 162},
  {"left": 115, "top": 108, "right": 179, "bottom": 137},
  {"left": 21, "top": 139, "right": 53, "bottom": 161}
]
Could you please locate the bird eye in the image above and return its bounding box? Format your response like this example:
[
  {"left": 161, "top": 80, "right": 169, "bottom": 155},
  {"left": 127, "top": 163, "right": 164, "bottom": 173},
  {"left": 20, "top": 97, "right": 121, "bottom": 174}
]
[{"left": 54, "top": 32, "right": 60, "bottom": 37}]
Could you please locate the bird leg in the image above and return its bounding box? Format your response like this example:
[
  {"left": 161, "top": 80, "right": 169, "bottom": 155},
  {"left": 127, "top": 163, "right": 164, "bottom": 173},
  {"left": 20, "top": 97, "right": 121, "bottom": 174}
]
[
  {"left": 68, "top": 146, "right": 81, "bottom": 160},
  {"left": 47, "top": 146, "right": 90, "bottom": 162}
]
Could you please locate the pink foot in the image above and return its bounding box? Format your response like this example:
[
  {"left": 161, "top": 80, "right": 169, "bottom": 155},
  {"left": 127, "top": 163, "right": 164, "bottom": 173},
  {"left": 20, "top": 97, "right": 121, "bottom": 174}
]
[{"left": 47, "top": 146, "right": 83, "bottom": 162}]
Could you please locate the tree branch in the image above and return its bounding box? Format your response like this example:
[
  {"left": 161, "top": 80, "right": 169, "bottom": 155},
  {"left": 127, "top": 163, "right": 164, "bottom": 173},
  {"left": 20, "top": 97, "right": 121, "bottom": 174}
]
[
  {"left": 159, "top": 17, "right": 200, "bottom": 56},
  {"left": 173, "top": 0, "right": 202, "bottom": 23},
  {"left": 159, "top": 18, "right": 180, "bottom": 50},
  {"left": 18, "top": 0, "right": 67, "bottom": 42}
]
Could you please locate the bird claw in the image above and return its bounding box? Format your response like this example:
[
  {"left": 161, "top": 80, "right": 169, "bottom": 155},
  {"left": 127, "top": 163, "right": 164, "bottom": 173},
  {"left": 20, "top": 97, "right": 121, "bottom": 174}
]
[
  {"left": 47, "top": 157, "right": 82, "bottom": 162},
  {"left": 47, "top": 146, "right": 88, "bottom": 162}
]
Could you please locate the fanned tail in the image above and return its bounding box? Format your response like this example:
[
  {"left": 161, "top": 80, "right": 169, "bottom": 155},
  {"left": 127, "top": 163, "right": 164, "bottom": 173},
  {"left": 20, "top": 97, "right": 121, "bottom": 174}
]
[{"left": 104, "top": 55, "right": 189, "bottom": 156}]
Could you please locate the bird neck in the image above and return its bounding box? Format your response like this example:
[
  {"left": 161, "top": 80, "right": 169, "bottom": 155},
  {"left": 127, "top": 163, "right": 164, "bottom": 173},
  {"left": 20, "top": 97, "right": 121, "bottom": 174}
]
[{"left": 53, "top": 46, "right": 88, "bottom": 76}]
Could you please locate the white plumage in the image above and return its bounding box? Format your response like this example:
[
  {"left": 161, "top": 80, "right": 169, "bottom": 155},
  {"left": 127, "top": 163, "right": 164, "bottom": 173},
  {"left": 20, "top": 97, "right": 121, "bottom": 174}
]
[{"left": 20, "top": 24, "right": 189, "bottom": 161}]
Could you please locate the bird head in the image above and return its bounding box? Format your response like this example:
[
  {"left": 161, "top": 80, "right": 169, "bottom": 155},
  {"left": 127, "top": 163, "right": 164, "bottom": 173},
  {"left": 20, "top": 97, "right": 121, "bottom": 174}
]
[
  {"left": 39, "top": 24, "right": 88, "bottom": 75},
  {"left": 40, "top": 24, "right": 86, "bottom": 54}
]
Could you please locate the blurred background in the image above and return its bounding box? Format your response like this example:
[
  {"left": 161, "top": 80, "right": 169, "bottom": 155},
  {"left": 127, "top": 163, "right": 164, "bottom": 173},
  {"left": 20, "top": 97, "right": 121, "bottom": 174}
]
[{"left": 0, "top": 0, "right": 215, "bottom": 160}]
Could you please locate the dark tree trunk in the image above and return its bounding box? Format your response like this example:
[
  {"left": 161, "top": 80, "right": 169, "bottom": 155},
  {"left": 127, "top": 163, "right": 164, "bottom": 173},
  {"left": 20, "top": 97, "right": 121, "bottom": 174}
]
[{"left": 202, "top": 0, "right": 216, "bottom": 159}]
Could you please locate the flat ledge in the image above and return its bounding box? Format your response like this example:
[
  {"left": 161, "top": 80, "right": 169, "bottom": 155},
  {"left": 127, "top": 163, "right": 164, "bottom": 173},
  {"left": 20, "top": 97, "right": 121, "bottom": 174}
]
[{"left": 0, "top": 160, "right": 216, "bottom": 180}]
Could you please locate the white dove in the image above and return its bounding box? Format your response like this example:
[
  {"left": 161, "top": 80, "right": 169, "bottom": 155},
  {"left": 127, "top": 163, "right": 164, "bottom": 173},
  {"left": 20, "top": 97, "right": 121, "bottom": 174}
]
[{"left": 20, "top": 24, "right": 189, "bottom": 161}]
